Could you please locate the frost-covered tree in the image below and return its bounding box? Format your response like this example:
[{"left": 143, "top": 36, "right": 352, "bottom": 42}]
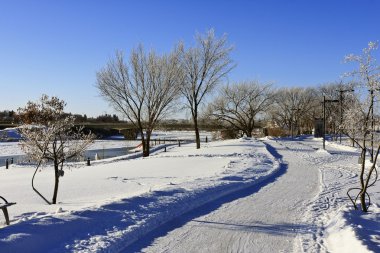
[
  {"left": 180, "top": 29, "right": 234, "bottom": 148},
  {"left": 208, "top": 81, "right": 274, "bottom": 137},
  {"left": 342, "top": 41, "right": 380, "bottom": 212},
  {"left": 18, "top": 95, "right": 94, "bottom": 204},
  {"left": 96, "top": 45, "right": 183, "bottom": 157}
]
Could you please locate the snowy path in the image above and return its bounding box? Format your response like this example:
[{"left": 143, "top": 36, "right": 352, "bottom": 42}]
[
  {"left": 123, "top": 139, "right": 323, "bottom": 253},
  {"left": 2, "top": 137, "right": 375, "bottom": 252}
]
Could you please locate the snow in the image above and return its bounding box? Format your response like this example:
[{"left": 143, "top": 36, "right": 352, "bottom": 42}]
[
  {"left": 325, "top": 206, "right": 376, "bottom": 253},
  {"left": 0, "top": 127, "right": 22, "bottom": 141},
  {"left": 0, "top": 130, "right": 213, "bottom": 156},
  {"left": 0, "top": 134, "right": 379, "bottom": 252},
  {"left": 0, "top": 136, "right": 279, "bottom": 252},
  {"left": 290, "top": 137, "right": 380, "bottom": 253}
]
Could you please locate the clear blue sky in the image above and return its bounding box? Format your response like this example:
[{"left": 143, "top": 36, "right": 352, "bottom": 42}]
[{"left": 1, "top": 0, "right": 379, "bottom": 117}]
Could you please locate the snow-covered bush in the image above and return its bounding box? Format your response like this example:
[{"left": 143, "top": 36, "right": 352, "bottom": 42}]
[
  {"left": 17, "top": 95, "right": 95, "bottom": 204},
  {"left": 342, "top": 41, "right": 380, "bottom": 212}
]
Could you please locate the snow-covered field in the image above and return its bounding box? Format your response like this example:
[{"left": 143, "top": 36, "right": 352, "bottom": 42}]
[
  {"left": 0, "top": 136, "right": 279, "bottom": 252},
  {"left": 0, "top": 134, "right": 379, "bottom": 252}
]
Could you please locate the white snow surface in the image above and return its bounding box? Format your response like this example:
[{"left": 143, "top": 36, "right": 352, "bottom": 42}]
[
  {"left": 0, "top": 135, "right": 379, "bottom": 253},
  {"left": 0, "top": 137, "right": 280, "bottom": 252},
  {"left": 127, "top": 137, "right": 379, "bottom": 253}
]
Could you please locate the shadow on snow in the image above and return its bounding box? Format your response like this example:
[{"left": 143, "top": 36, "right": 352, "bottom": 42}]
[{"left": 122, "top": 142, "right": 300, "bottom": 252}]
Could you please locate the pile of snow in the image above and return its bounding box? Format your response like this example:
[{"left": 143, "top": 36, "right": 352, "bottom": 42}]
[
  {"left": 0, "top": 138, "right": 280, "bottom": 252},
  {"left": 0, "top": 127, "right": 22, "bottom": 141},
  {"left": 325, "top": 205, "right": 380, "bottom": 253}
]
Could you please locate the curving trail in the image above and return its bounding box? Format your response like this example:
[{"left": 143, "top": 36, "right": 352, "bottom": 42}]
[{"left": 122, "top": 137, "right": 357, "bottom": 253}]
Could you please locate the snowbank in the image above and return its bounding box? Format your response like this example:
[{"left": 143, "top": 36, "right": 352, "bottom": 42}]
[
  {"left": 325, "top": 205, "right": 380, "bottom": 253},
  {"left": 0, "top": 128, "right": 22, "bottom": 141}
]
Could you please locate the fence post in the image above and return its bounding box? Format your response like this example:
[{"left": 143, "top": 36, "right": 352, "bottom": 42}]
[
  {"left": 87, "top": 157, "right": 91, "bottom": 166},
  {"left": 5, "top": 159, "right": 9, "bottom": 169},
  {"left": 206, "top": 136, "right": 208, "bottom": 143},
  {"left": 178, "top": 140, "right": 181, "bottom": 147},
  {"left": 164, "top": 145, "right": 167, "bottom": 152}
]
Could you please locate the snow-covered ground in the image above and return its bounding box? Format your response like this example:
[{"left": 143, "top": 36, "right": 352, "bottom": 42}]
[
  {"left": 0, "top": 137, "right": 279, "bottom": 252},
  {"left": 0, "top": 134, "right": 379, "bottom": 253},
  {"left": 276, "top": 137, "right": 380, "bottom": 253}
]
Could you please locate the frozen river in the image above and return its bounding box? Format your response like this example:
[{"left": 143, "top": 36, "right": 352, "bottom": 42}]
[{"left": 0, "top": 146, "right": 133, "bottom": 167}]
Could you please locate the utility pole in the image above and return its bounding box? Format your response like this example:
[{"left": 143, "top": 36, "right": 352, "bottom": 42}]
[
  {"left": 336, "top": 88, "right": 354, "bottom": 144},
  {"left": 323, "top": 96, "right": 339, "bottom": 150}
]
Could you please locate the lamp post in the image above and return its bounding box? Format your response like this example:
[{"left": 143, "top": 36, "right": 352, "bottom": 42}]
[
  {"left": 336, "top": 88, "right": 354, "bottom": 144},
  {"left": 323, "top": 96, "right": 339, "bottom": 150}
]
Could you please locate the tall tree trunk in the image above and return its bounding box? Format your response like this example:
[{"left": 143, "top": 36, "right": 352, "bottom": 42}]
[
  {"left": 359, "top": 146, "right": 367, "bottom": 212},
  {"left": 52, "top": 161, "right": 59, "bottom": 204},
  {"left": 144, "top": 131, "right": 151, "bottom": 157},
  {"left": 140, "top": 129, "right": 150, "bottom": 157},
  {"left": 360, "top": 191, "right": 368, "bottom": 212},
  {"left": 247, "top": 122, "right": 254, "bottom": 138},
  {"left": 194, "top": 116, "right": 200, "bottom": 149}
]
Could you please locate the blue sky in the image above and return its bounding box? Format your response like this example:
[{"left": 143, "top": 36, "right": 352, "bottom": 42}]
[{"left": 0, "top": 0, "right": 379, "bottom": 117}]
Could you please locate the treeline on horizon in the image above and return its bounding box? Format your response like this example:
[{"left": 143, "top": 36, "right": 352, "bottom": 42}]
[
  {"left": 0, "top": 110, "right": 224, "bottom": 132},
  {"left": 0, "top": 111, "right": 120, "bottom": 124}
]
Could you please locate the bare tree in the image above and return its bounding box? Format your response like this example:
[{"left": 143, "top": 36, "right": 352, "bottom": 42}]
[
  {"left": 96, "top": 46, "right": 182, "bottom": 156},
  {"left": 343, "top": 41, "right": 380, "bottom": 212},
  {"left": 208, "top": 81, "right": 274, "bottom": 137},
  {"left": 18, "top": 95, "right": 94, "bottom": 204},
  {"left": 271, "top": 87, "right": 319, "bottom": 135},
  {"left": 318, "top": 82, "right": 352, "bottom": 140},
  {"left": 180, "top": 29, "right": 234, "bottom": 148}
]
